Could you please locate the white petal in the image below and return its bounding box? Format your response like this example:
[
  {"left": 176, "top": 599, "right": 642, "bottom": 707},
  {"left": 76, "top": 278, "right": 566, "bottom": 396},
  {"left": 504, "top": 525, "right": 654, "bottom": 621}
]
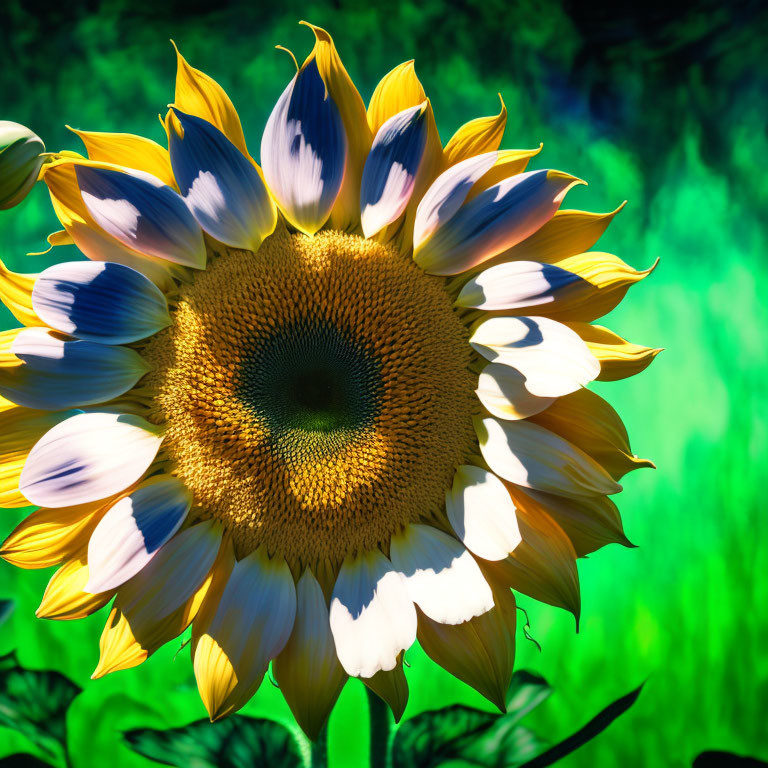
[
  {"left": 19, "top": 412, "right": 164, "bottom": 508},
  {"left": 389, "top": 524, "right": 494, "bottom": 625},
  {"left": 117, "top": 519, "right": 222, "bottom": 622},
  {"left": 456, "top": 261, "right": 582, "bottom": 310},
  {"left": 261, "top": 59, "right": 347, "bottom": 235},
  {"left": 413, "top": 152, "right": 498, "bottom": 249},
  {"left": 445, "top": 465, "right": 522, "bottom": 561},
  {"left": 32, "top": 261, "right": 170, "bottom": 344},
  {"left": 85, "top": 476, "right": 191, "bottom": 593},
  {"left": 475, "top": 416, "right": 622, "bottom": 499},
  {"left": 360, "top": 103, "right": 428, "bottom": 238},
  {"left": 470, "top": 316, "right": 600, "bottom": 398},
  {"left": 0, "top": 327, "right": 148, "bottom": 410},
  {"left": 414, "top": 169, "right": 580, "bottom": 276},
  {"left": 476, "top": 362, "right": 556, "bottom": 420},
  {"left": 75, "top": 165, "right": 206, "bottom": 269},
  {"left": 169, "top": 109, "right": 276, "bottom": 251},
  {"left": 330, "top": 549, "right": 416, "bottom": 678}
]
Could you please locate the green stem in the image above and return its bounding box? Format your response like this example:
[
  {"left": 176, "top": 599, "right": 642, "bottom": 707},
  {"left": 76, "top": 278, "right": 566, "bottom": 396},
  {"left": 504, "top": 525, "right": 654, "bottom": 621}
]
[
  {"left": 366, "top": 687, "right": 391, "bottom": 768},
  {"left": 309, "top": 724, "right": 328, "bottom": 768}
]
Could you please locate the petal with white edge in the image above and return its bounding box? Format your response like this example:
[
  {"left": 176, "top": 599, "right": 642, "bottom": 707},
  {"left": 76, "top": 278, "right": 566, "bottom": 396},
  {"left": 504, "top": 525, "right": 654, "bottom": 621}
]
[
  {"left": 168, "top": 109, "right": 276, "bottom": 251},
  {"left": 446, "top": 465, "right": 522, "bottom": 561},
  {"left": 85, "top": 476, "right": 191, "bottom": 593},
  {"left": 19, "top": 412, "right": 164, "bottom": 508},
  {"left": 330, "top": 549, "right": 416, "bottom": 678},
  {"left": 470, "top": 316, "right": 600, "bottom": 398},
  {"left": 475, "top": 416, "right": 622, "bottom": 499},
  {"left": 414, "top": 170, "right": 582, "bottom": 276},
  {"left": 389, "top": 524, "right": 494, "bottom": 625},
  {"left": 476, "top": 362, "right": 556, "bottom": 420},
  {"left": 360, "top": 102, "right": 428, "bottom": 238},
  {"left": 32, "top": 261, "right": 170, "bottom": 344},
  {"left": 261, "top": 59, "right": 347, "bottom": 235},
  {"left": 0, "top": 327, "right": 149, "bottom": 410},
  {"left": 456, "top": 261, "right": 582, "bottom": 310},
  {"left": 75, "top": 165, "right": 206, "bottom": 269}
]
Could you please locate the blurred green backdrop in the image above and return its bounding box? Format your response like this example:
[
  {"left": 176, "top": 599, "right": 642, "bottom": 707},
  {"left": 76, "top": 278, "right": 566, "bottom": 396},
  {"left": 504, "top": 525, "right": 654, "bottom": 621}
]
[{"left": 1, "top": 0, "right": 766, "bottom": 765}]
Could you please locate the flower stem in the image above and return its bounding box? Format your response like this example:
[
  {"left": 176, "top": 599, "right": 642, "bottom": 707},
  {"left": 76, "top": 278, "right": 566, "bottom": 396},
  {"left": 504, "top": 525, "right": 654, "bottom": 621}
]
[
  {"left": 366, "top": 687, "right": 391, "bottom": 768},
  {"left": 309, "top": 725, "right": 328, "bottom": 768}
]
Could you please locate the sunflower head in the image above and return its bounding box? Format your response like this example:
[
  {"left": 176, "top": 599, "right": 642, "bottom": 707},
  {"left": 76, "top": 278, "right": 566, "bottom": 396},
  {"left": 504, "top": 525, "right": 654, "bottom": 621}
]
[{"left": 0, "top": 22, "right": 658, "bottom": 739}]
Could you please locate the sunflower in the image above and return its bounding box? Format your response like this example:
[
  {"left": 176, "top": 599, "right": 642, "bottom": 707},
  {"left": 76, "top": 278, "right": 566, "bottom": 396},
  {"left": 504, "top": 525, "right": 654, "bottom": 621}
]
[{"left": 0, "top": 23, "right": 659, "bottom": 739}]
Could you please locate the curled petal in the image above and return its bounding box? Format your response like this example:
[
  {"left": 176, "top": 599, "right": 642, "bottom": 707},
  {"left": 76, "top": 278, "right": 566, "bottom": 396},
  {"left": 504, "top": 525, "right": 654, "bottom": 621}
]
[
  {"left": 474, "top": 416, "right": 621, "bottom": 499},
  {"left": 32, "top": 261, "right": 170, "bottom": 345},
  {"left": 568, "top": 322, "right": 663, "bottom": 381},
  {"left": 0, "top": 256, "right": 42, "bottom": 327},
  {"left": 329, "top": 548, "right": 416, "bottom": 678},
  {"left": 414, "top": 169, "right": 583, "bottom": 276},
  {"left": 168, "top": 109, "right": 276, "bottom": 251},
  {"left": 273, "top": 569, "right": 347, "bottom": 740},
  {"left": 389, "top": 524, "right": 494, "bottom": 625},
  {"left": 446, "top": 465, "right": 521, "bottom": 561},
  {"left": 0, "top": 327, "right": 149, "bottom": 410},
  {"left": 193, "top": 546, "right": 296, "bottom": 720},
  {"left": 261, "top": 59, "right": 347, "bottom": 235},
  {"left": 19, "top": 411, "right": 164, "bottom": 508},
  {"left": 85, "top": 475, "right": 191, "bottom": 593},
  {"left": 75, "top": 165, "right": 206, "bottom": 269},
  {"left": 360, "top": 102, "right": 429, "bottom": 238},
  {"left": 443, "top": 94, "right": 507, "bottom": 167},
  {"left": 470, "top": 316, "right": 600, "bottom": 400}
]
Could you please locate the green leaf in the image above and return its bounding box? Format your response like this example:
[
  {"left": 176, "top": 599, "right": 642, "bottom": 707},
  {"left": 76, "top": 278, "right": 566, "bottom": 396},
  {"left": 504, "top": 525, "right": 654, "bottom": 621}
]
[
  {"left": 0, "top": 601, "right": 13, "bottom": 628},
  {"left": 0, "top": 656, "right": 82, "bottom": 759},
  {"left": 504, "top": 672, "right": 551, "bottom": 726},
  {"left": 391, "top": 705, "right": 498, "bottom": 768},
  {"left": 123, "top": 715, "right": 303, "bottom": 768},
  {"left": 518, "top": 684, "right": 644, "bottom": 767}
]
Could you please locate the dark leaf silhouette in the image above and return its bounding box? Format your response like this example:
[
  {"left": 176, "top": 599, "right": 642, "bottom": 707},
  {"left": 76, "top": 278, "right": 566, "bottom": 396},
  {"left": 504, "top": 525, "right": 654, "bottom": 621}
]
[
  {"left": 0, "top": 755, "right": 55, "bottom": 766},
  {"left": 693, "top": 752, "right": 768, "bottom": 767},
  {"left": 123, "top": 715, "right": 303, "bottom": 768}
]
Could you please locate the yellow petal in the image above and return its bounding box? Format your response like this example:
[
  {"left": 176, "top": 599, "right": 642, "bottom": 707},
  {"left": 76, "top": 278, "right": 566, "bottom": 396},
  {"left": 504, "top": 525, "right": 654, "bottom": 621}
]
[
  {"left": 367, "top": 62, "right": 443, "bottom": 251},
  {"left": 443, "top": 94, "right": 507, "bottom": 167},
  {"left": 273, "top": 568, "right": 347, "bottom": 740},
  {"left": 567, "top": 322, "right": 663, "bottom": 381},
  {"left": 170, "top": 42, "right": 248, "bottom": 157},
  {"left": 92, "top": 567, "right": 212, "bottom": 678},
  {"left": 529, "top": 388, "right": 654, "bottom": 479},
  {"left": 68, "top": 127, "right": 176, "bottom": 188},
  {"left": 300, "top": 22, "right": 372, "bottom": 232},
  {"left": 514, "top": 487, "right": 632, "bottom": 557},
  {"left": 486, "top": 489, "right": 580, "bottom": 624},
  {"left": 416, "top": 580, "right": 516, "bottom": 711},
  {"left": 27, "top": 229, "right": 74, "bottom": 257},
  {"left": 36, "top": 553, "right": 114, "bottom": 620},
  {"left": 472, "top": 203, "right": 627, "bottom": 274},
  {"left": 1, "top": 499, "right": 111, "bottom": 569},
  {"left": 0, "top": 257, "right": 43, "bottom": 327},
  {"left": 464, "top": 146, "right": 544, "bottom": 203},
  {"left": 362, "top": 654, "right": 409, "bottom": 723},
  {"left": 0, "top": 406, "right": 72, "bottom": 508}
]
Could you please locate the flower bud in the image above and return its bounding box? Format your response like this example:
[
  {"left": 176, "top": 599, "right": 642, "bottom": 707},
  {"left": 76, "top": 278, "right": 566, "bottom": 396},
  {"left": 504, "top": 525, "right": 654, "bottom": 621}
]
[{"left": 0, "top": 121, "right": 45, "bottom": 210}]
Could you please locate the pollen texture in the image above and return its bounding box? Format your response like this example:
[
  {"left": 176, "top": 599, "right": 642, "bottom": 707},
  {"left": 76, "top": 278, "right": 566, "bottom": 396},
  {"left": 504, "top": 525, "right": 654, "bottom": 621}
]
[{"left": 142, "top": 227, "right": 477, "bottom": 567}]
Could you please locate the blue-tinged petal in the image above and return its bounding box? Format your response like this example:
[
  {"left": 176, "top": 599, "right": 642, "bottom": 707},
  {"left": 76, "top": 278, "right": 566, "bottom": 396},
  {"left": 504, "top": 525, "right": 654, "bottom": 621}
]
[
  {"left": 32, "top": 261, "right": 170, "bottom": 345},
  {"left": 261, "top": 59, "right": 347, "bottom": 235},
  {"left": 85, "top": 475, "right": 191, "bottom": 593},
  {"left": 0, "top": 327, "right": 149, "bottom": 410},
  {"left": 19, "top": 412, "right": 164, "bottom": 508},
  {"left": 360, "top": 102, "right": 429, "bottom": 239},
  {"left": 413, "top": 152, "right": 499, "bottom": 249},
  {"left": 75, "top": 166, "right": 206, "bottom": 269},
  {"left": 414, "top": 169, "right": 583, "bottom": 276},
  {"left": 456, "top": 261, "right": 582, "bottom": 310},
  {"left": 168, "top": 109, "right": 277, "bottom": 251}
]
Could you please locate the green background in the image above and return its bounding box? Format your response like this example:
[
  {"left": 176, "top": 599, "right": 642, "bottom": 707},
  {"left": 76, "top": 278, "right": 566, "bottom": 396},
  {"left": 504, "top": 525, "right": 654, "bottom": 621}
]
[{"left": 1, "top": 0, "right": 766, "bottom": 765}]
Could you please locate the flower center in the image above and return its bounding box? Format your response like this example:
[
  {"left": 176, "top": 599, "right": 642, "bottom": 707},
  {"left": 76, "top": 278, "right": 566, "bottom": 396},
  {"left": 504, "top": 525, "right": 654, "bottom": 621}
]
[{"left": 142, "top": 227, "right": 478, "bottom": 568}]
